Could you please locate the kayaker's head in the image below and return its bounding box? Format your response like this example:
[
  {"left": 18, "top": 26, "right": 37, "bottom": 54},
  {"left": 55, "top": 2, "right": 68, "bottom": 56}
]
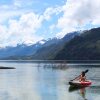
[{"left": 81, "top": 71, "right": 85, "bottom": 77}]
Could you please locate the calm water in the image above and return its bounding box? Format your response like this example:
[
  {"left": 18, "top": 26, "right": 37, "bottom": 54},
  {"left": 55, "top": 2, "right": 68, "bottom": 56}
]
[{"left": 0, "top": 61, "right": 99, "bottom": 100}]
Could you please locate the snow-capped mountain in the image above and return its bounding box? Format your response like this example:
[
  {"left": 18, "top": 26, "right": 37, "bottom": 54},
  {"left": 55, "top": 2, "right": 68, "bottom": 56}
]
[{"left": 0, "top": 31, "right": 80, "bottom": 59}]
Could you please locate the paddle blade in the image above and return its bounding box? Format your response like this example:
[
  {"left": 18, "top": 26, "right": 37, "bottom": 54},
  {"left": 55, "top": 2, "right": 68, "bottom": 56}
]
[{"left": 84, "top": 69, "right": 89, "bottom": 73}]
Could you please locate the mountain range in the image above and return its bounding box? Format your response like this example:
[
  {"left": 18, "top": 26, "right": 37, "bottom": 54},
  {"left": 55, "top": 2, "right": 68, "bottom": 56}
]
[
  {"left": 0, "top": 31, "right": 80, "bottom": 60},
  {"left": 0, "top": 27, "right": 100, "bottom": 60}
]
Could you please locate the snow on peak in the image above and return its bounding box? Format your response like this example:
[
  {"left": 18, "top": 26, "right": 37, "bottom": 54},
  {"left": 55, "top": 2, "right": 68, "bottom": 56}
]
[{"left": 39, "top": 40, "right": 46, "bottom": 45}]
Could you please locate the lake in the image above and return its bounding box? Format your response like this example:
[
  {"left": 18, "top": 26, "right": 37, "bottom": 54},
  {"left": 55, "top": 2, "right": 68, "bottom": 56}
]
[{"left": 0, "top": 60, "right": 99, "bottom": 100}]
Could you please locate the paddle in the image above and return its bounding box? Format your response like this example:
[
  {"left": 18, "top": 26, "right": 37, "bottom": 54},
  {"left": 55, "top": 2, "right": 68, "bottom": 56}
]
[{"left": 70, "top": 69, "right": 89, "bottom": 81}]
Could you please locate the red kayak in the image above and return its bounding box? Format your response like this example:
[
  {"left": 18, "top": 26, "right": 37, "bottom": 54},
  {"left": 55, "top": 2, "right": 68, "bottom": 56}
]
[{"left": 69, "top": 80, "right": 92, "bottom": 87}]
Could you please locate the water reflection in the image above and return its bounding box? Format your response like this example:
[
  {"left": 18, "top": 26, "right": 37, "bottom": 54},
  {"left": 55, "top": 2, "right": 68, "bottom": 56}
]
[
  {"left": 42, "top": 63, "right": 68, "bottom": 70},
  {"left": 80, "top": 88, "right": 87, "bottom": 100},
  {"left": 68, "top": 86, "right": 88, "bottom": 100},
  {"left": 36, "top": 66, "right": 58, "bottom": 100}
]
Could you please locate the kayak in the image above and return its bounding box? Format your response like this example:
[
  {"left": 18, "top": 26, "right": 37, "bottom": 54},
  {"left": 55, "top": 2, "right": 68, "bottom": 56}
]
[{"left": 69, "top": 80, "right": 92, "bottom": 87}]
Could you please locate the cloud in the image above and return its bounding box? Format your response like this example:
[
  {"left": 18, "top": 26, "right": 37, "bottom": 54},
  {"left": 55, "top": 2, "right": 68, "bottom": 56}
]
[
  {"left": 13, "top": 0, "right": 35, "bottom": 8},
  {"left": 0, "top": 2, "right": 61, "bottom": 47},
  {"left": 0, "top": 0, "right": 36, "bottom": 24},
  {"left": 0, "top": 0, "right": 100, "bottom": 47},
  {"left": 0, "top": 5, "right": 33, "bottom": 24},
  {"left": 0, "top": 12, "right": 44, "bottom": 47},
  {"left": 43, "top": 6, "right": 62, "bottom": 21},
  {"left": 56, "top": 0, "right": 100, "bottom": 37}
]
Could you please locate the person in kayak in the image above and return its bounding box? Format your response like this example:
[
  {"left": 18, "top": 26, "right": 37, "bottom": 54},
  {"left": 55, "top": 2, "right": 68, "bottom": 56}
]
[{"left": 79, "top": 71, "right": 86, "bottom": 82}]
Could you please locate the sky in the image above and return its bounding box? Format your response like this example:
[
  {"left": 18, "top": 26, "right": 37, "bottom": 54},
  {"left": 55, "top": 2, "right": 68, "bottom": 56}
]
[{"left": 0, "top": 0, "right": 100, "bottom": 47}]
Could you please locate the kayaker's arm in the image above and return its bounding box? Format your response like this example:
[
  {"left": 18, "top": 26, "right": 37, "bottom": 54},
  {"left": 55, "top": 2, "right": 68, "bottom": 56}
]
[
  {"left": 70, "top": 70, "right": 88, "bottom": 81},
  {"left": 71, "top": 75, "right": 81, "bottom": 81},
  {"left": 71, "top": 74, "right": 86, "bottom": 81},
  {"left": 75, "top": 75, "right": 81, "bottom": 80}
]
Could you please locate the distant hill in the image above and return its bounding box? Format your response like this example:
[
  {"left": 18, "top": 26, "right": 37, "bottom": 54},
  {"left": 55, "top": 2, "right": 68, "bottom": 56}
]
[{"left": 54, "top": 27, "right": 100, "bottom": 60}]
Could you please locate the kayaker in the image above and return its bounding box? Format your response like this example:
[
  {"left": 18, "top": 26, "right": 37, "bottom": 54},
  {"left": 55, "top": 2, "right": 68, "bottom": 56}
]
[{"left": 79, "top": 71, "right": 86, "bottom": 82}]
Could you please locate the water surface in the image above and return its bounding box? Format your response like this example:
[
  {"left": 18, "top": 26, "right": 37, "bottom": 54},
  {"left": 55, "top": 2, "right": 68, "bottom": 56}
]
[{"left": 0, "top": 61, "right": 99, "bottom": 100}]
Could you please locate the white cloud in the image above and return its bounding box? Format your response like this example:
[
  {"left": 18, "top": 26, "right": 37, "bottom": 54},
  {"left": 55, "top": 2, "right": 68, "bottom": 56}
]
[
  {"left": 9, "top": 13, "right": 43, "bottom": 34},
  {"left": 0, "top": 0, "right": 36, "bottom": 24},
  {"left": 0, "top": 12, "right": 44, "bottom": 47},
  {"left": 0, "top": 6, "right": 31, "bottom": 24},
  {"left": 43, "top": 6, "right": 62, "bottom": 20},
  {"left": 0, "top": 3, "right": 61, "bottom": 47},
  {"left": 56, "top": 0, "right": 100, "bottom": 37},
  {"left": 0, "top": 0, "right": 100, "bottom": 46},
  {"left": 13, "top": 0, "right": 35, "bottom": 8}
]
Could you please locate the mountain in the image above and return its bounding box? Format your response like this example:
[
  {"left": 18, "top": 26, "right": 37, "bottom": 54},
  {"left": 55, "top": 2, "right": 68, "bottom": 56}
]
[
  {"left": 0, "top": 31, "right": 80, "bottom": 60},
  {"left": 26, "top": 32, "right": 80, "bottom": 60},
  {"left": 0, "top": 42, "right": 44, "bottom": 59},
  {"left": 54, "top": 27, "right": 100, "bottom": 60},
  {"left": 1, "top": 27, "right": 100, "bottom": 60}
]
